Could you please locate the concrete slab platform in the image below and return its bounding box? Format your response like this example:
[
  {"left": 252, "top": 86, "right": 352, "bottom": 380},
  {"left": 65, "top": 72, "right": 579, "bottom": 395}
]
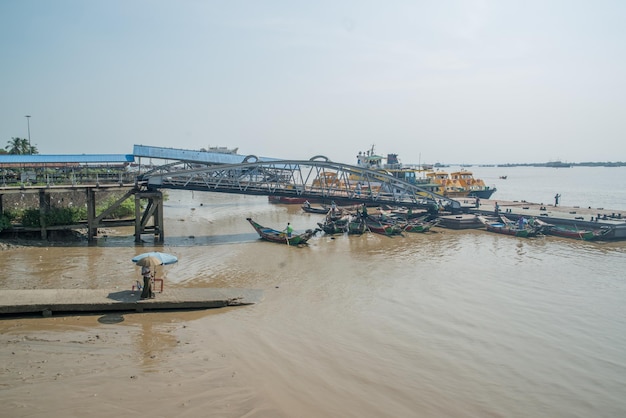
[{"left": 0, "top": 288, "right": 263, "bottom": 317}]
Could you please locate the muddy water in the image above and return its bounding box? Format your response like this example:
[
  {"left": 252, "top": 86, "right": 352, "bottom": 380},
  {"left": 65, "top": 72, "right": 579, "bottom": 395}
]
[{"left": 2, "top": 191, "right": 626, "bottom": 417}]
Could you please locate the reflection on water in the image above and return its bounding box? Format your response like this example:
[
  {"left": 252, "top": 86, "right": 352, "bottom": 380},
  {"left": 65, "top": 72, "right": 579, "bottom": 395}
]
[
  {"left": 2, "top": 191, "right": 626, "bottom": 417},
  {"left": 135, "top": 320, "right": 179, "bottom": 371}
]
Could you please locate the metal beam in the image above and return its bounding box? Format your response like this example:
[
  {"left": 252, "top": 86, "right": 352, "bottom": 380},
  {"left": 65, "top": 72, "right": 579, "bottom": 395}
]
[{"left": 139, "top": 158, "right": 461, "bottom": 210}]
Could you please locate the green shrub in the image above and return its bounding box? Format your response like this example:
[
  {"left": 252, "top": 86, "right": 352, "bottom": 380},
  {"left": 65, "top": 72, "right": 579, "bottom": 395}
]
[
  {"left": 21, "top": 207, "right": 86, "bottom": 227},
  {"left": 0, "top": 214, "right": 11, "bottom": 231},
  {"left": 21, "top": 209, "right": 41, "bottom": 227},
  {"left": 98, "top": 196, "right": 135, "bottom": 219}
]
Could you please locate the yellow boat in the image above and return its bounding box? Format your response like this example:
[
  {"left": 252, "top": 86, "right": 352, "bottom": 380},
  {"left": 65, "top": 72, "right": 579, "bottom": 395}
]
[{"left": 426, "top": 169, "right": 496, "bottom": 198}]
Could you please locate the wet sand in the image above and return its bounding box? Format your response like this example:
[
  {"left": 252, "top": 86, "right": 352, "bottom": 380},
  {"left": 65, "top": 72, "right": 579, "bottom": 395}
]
[{"left": 1, "top": 310, "right": 268, "bottom": 418}]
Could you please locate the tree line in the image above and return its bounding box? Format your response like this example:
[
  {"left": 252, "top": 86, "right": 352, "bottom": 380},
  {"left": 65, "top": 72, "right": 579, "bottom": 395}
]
[{"left": 1, "top": 137, "right": 39, "bottom": 155}]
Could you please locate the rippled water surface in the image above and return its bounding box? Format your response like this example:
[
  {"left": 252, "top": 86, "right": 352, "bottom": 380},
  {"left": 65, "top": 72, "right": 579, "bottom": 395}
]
[{"left": 2, "top": 173, "right": 626, "bottom": 417}]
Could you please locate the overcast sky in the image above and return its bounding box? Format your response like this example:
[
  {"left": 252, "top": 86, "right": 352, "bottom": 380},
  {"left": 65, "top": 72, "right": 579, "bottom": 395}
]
[{"left": 1, "top": 1, "right": 624, "bottom": 165}]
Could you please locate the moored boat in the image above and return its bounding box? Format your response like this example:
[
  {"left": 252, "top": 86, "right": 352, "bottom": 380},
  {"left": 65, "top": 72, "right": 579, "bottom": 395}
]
[
  {"left": 534, "top": 219, "right": 607, "bottom": 240},
  {"left": 364, "top": 216, "right": 404, "bottom": 236},
  {"left": 246, "top": 218, "right": 318, "bottom": 245},
  {"left": 317, "top": 216, "right": 350, "bottom": 235},
  {"left": 449, "top": 170, "right": 497, "bottom": 199},
  {"left": 301, "top": 201, "right": 330, "bottom": 214},
  {"left": 347, "top": 217, "right": 367, "bottom": 235},
  {"left": 477, "top": 216, "right": 530, "bottom": 237},
  {"left": 269, "top": 196, "right": 315, "bottom": 204},
  {"left": 426, "top": 169, "right": 497, "bottom": 199},
  {"left": 403, "top": 217, "right": 439, "bottom": 233}
]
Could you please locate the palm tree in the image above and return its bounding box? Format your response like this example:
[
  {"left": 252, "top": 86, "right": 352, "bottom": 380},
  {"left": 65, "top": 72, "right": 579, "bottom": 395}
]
[{"left": 5, "top": 137, "right": 37, "bottom": 154}]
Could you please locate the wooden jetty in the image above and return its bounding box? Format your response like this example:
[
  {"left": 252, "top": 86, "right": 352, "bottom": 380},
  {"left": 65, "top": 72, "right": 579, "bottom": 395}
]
[{"left": 0, "top": 288, "right": 263, "bottom": 317}]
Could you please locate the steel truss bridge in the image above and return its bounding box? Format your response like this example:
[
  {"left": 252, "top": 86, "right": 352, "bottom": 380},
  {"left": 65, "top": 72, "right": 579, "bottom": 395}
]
[{"left": 137, "top": 155, "right": 462, "bottom": 211}]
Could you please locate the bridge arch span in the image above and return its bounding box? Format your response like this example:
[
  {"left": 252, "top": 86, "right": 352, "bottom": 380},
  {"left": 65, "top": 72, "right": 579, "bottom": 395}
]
[{"left": 139, "top": 159, "right": 461, "bottom": 210}]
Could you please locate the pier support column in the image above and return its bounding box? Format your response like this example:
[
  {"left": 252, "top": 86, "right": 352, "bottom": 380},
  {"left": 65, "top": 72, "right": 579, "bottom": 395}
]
[
  {"left": 134, "top": 193, "right": 141, "bottom": 243},
  {"left": 86, "top": 188, "right": 98, "bottom": 241},
  {"left": 39, "top": 190, "right": 50, "bottom": 240},
  {"left": 134, "top": 190, "right": 164, "bottom": 243}
]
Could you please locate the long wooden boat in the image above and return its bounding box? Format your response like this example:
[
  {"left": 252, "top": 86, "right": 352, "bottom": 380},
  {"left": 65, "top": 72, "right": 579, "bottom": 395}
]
[
  {"left": 301, "top": 203, "right": 329, "bottom": 214},
  {"left": 246, "top": 218, "right": 318, "bottom": 245},
  {"left": 348, "top": 217, "right": 367, "bottom": 235},
  {"left": 364, "top": 217, "right": 403, "bottom": 236},
  {"left": 477, "top": 216, "right": 529, "bottom": 237},
  {"left": 499, "top": 215, "right": 543, "bottom": 237},
  {"left": 534, "top": 219, "right": 606, "bottom": 240},
  {"left": 269, "top": 196, "right": 318, "bottom": 204},
  {"left": 403, "top": 218, "right": 439, "bottom": 233},
  {"left": 317, "top": 218, "right": 348, "bottom": 234}
]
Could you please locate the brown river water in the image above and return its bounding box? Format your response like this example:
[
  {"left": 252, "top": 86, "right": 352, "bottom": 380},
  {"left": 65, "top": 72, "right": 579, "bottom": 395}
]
[{"left": 1, "top": 190, "right": 626, "bottom": 418}]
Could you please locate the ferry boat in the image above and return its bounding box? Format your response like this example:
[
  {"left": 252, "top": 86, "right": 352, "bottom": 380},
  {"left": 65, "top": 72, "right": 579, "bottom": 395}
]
[
  {"left": 353, "top": 147, "right": 439, "bottom": 195},
  {"left": 353, "top": 147, "right": 495, "bottom": 198},
  {"left": 449, "top": 170, "right": 497, "bottom": 199},
  {"left": 425, "top": 169, "right": 496, "bottom": 199}
]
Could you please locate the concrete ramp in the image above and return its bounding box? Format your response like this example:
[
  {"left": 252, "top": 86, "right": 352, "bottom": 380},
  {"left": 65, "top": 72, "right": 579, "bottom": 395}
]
[{"left": 0, "top": 288, "right": 263, "bottom": 316}]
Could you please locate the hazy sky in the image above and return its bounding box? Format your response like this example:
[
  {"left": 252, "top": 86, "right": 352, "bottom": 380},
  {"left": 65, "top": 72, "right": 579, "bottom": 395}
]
[{"left": 1, "top": 1, "right": 625, "bottom": 165}]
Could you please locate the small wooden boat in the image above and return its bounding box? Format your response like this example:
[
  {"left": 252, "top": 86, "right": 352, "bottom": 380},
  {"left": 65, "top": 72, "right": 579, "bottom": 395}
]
[
  {"left": 364, "top": 216, "right": 403, "bottom": 236},
  {"left": 403, "top": 218, "right": 439, "bottom": 233},
  {"left": 534, "top": 219, "right": 604, "bottom": 240},
  {"left": 389, "top": 207, "right": 428, "bottom": 220},
  {"left": 477, "top": 216, "right": 529, "bottom": 237},
  {"left": 269, "top": 196, "right": 317, "bottom": 204},
  {"left": 499, "top": 215, "right": 542, "bottom": 237},
  {"left": 301, "top": 202, "right": 330, "bottom": 214},
  {"left": 547, "top": 225, "right": 597, "bottom": 240},
  {"left": 347, "top": 217, "right": 367, "bottom": 235},
  {"left": 318, "top": 222, "right": 343, "bottom": 234},
  {"left": 317, "top": 218, "right": 349, "bottom": 234},
  {"left": 246, "top": 218, "right": 318, "bottom": 245}
]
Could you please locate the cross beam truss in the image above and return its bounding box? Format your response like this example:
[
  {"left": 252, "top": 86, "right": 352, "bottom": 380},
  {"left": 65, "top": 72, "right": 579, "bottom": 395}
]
[{"left": 138, "top": 156, "right": 461, "bottom": 210}]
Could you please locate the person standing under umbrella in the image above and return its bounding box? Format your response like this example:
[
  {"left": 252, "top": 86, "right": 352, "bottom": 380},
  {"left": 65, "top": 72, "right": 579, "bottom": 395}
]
[{"left": 140, "top": 266, "right": 155, "bottom": 299}]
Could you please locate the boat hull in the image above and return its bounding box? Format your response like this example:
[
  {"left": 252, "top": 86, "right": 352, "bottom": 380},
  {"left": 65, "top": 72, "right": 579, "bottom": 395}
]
[
  {"left": 269, "top": 196, "right": 318, "bottom": 204},
  {"left": 246, "top": 218, "right": 317, "bottom": 245},
  {"left": 468, "top": 188, "right": 497, "bottom": 199},
  {"left": 302, "top": 204, "right": 329, "bottom": 214},
  {"left": 364, "top": 218, "right": 403, "bottom": 236},
  {"left": 546, "top": 226, "right": 597, "bottom": 240},
  {"left": 403, "top": 220, "right": 438, "bottom": 233},
  {"left": 484, "top": 223, "right": 529, "bottom": 237}
]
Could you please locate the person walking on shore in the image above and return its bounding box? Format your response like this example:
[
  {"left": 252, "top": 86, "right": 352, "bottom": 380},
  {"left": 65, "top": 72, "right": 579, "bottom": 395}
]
[{"left": 554, "top": 193, "right": 561, "bottom": 207}]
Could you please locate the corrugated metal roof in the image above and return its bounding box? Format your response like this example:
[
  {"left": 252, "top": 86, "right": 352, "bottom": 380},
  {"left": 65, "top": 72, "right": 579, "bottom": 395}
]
[
  {"left": 0, "top": 154, "right": 135, "bottom": 164},
  {"left": 133, "top": 145, "right": 278, "bottom": 164}
]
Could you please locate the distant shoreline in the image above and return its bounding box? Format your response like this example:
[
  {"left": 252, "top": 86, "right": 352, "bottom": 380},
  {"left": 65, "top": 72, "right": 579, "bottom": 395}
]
[{"left": 425, "top": 162, "right": 626, "bottom": 168}]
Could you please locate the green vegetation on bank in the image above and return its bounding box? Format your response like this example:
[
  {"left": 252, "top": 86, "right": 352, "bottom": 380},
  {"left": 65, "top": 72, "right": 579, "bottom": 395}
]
[{"left": 0, "top": 194, "right": 135, "bottom": 232}]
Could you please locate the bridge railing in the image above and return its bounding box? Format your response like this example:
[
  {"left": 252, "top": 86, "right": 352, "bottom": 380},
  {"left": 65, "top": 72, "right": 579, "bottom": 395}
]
[{"left": 1, "top": 170, "right": 136, "bottom": 188}]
